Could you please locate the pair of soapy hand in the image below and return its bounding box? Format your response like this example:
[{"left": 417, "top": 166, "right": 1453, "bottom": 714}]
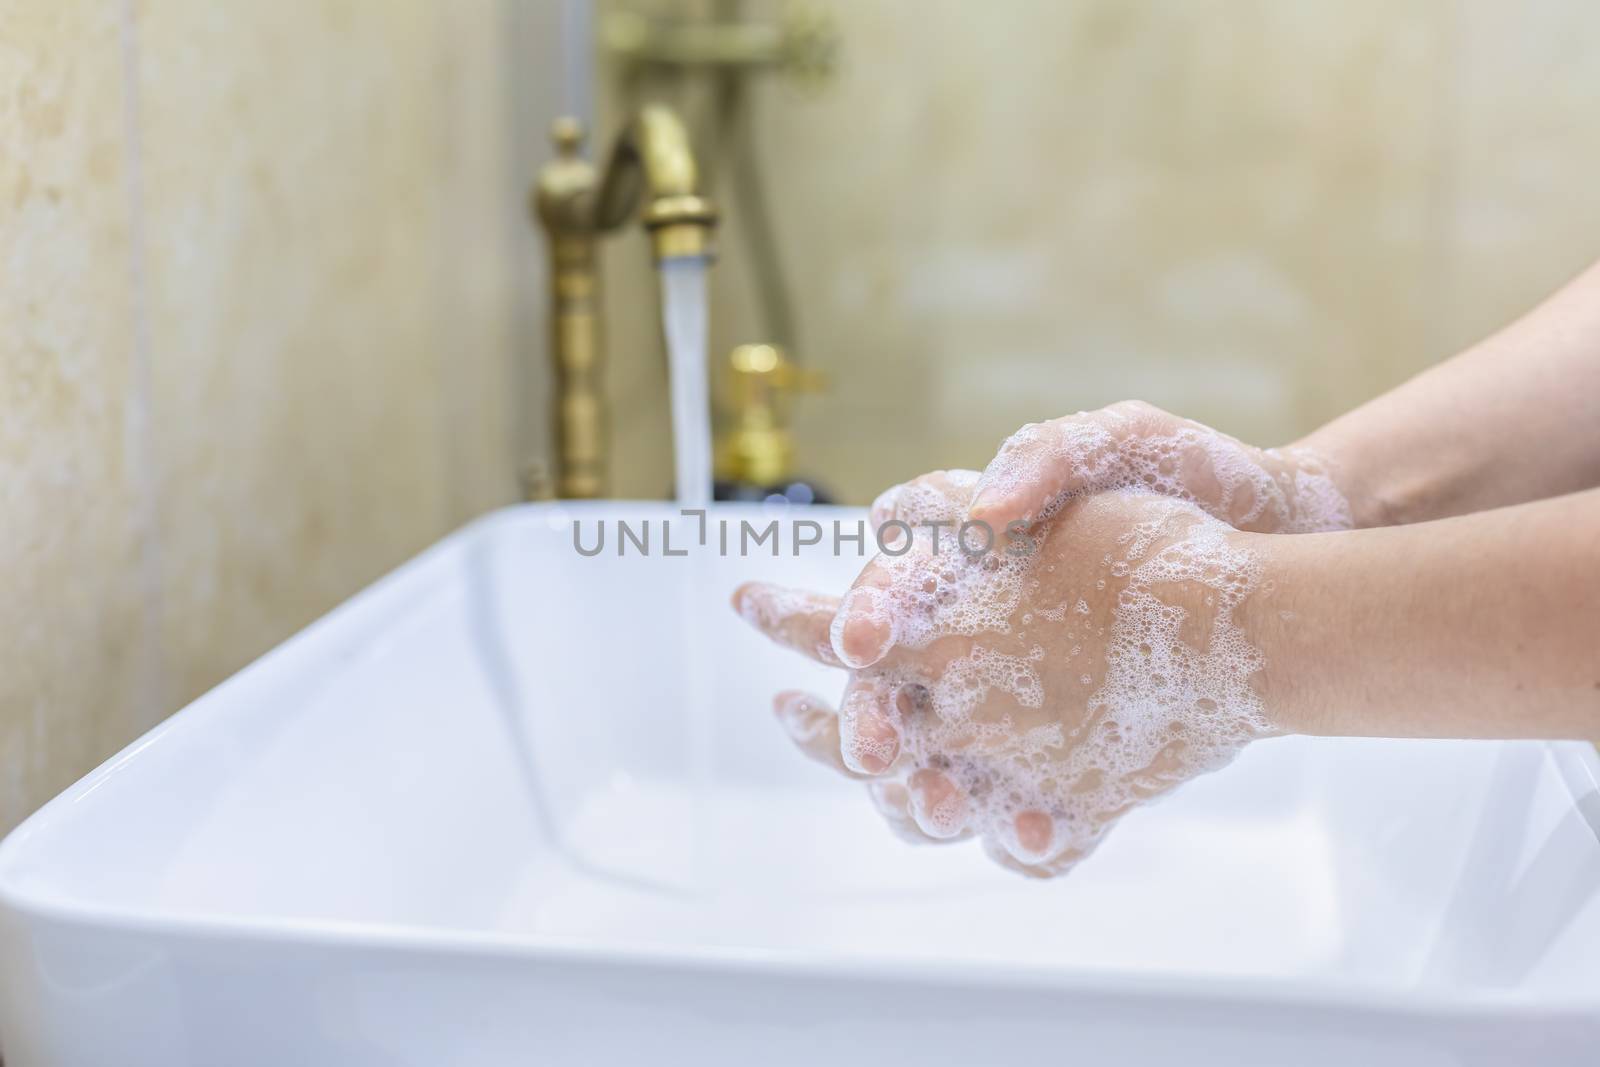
[{"left": 732, "top": 401, "right": 1352, "bottom": 878}]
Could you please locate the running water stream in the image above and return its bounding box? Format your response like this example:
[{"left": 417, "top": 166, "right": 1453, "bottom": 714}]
[
  {"left": 658, "top": 255, "right": 717, "bottom": 888},
  {"left": 659, "top": 258, "right": 712, "bottom": 507}
]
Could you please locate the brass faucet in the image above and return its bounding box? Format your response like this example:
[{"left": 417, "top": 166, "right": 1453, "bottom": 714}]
[{"left": 530, "top": 105, "right": 718, "bottom": 499}]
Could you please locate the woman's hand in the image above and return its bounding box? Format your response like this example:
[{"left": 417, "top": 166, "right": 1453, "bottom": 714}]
[
  {"left": 734, "top": 471, "right": 1282, "bottom": 878},
  {"left": 963, "top": 400, "right": 1354, "bottom": 534}
]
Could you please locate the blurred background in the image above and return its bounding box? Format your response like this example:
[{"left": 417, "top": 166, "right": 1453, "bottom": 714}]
[
  {"left": 599, "top": 0, "right": 1600, "bottom": 500},
  {"left": 1, "top": 0, "right": 1596, "bottom": 830}
]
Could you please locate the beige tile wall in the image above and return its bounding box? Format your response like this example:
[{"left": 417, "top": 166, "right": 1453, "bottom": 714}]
[
  {"left": 600, "top": 0, "right": 1600, "bottom": 504},
  {"left": 0, "top": 0, "right": 561, "bottom": 832},
  {"left": 0, "top": 1, "right": 148, "bottom": 827}
]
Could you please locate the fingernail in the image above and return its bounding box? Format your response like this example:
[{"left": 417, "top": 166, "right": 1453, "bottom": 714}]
[
  {"left": 830, "top": 587, "right": 895, "bottom": 668},
  {"left": 841, "top": 690, "right": 899, "bottom": 774},
  {"left": 1012, "top": 810, "right": 1055, "bottom": 857},
  {"left": 908, "top": 769, "right": 968, "bottom": 838}
]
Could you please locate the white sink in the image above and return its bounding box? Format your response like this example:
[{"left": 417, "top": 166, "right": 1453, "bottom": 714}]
[{"left": 1, "top": 503, "right": 1596, "bottom": 1066}]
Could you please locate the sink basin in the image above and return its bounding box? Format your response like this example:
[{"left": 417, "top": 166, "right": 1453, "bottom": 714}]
[{"left": 1, "top": 503, "right": 1596, "bottom": 1065}]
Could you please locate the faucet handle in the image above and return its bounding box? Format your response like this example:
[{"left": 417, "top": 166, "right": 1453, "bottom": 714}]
[
  {"left": 720, "top": 345, "right": 825, "bottom": 488},
  {"left": 550, "top": 116, "right": 586, "bottom": 158},
  {"left": 729, "top": 343, "right": 827, "bottom": 395},
  {"left": 534, "top": 117, "right": 597, "bottom": 233}
]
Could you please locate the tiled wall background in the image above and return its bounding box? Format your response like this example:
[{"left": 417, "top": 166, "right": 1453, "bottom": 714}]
[
  {"left": 602, "top": 0, "right": 1600, "bottom": 503},
  {"left": 0, "top": 1, "right": 561, "bottom": 832}
]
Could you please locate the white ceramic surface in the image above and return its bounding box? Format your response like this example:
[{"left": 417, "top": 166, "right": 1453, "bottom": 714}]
[{"left": 1, "top": 503, "right": 1596, "bottom": 1065}]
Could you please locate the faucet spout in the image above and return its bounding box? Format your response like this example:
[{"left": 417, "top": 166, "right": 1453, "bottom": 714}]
[{"left": 596, "top": 105, "right": 718, "bottom": 261}]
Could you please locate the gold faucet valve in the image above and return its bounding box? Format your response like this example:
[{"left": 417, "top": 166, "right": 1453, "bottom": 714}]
[{"left": 718, "top": 344, "right": 826, "bottom": 487}]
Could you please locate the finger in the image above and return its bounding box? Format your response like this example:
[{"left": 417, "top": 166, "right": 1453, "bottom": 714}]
[
  {"left": 970, "top": 402, "right": 1187, "bottom": 527},
  {"left": 832, "top": 542, "right": 968, "bottom": 670},
  {"left": 845, "top": 470, "right": 1017, "bottom": 671},
  {"left": 867, "top": 780, "right": 968, "bottom": 846},
  {"left": 1013, "top": 809, "right": 1057, "bottom": 858},
  {"left": 772, "top": 691, "right": 862, "bottom": 779},
  {"left": 967, "top": 419, "right": 1085, "bottom": 527},
  {"left": 837, "top": 677, "right": 901, "bottom": 775},
  {"left": 982, "top": 836, "right": 1088, "bottom": 879},
  {"left": 840, "top": 470, "right": 988, "bottom": 669},
  {"left": 980, "top": 802, "right": 1099, "bottom": 878},
  {"left": 829, "top": 572, "right": 898, "bottom": 669},
  {"left": 991, "top": 809, "right": 1092, "bottom": 876},
  {"left": 838, "top": 469, "right": 992, "bottom": 670},
  {"left": 982, "top": 836, "right": 1054, "bottom": 878},
  {"left": 731, "top": 582, "right": 843, "bottom": 667},
  {"left": 869, "top": 469, "right": 983, "bottom": 543},
  {"left": 906, "top": 768, "right": 972, "bottom": 839},
  {"left": 970, "top": 404, "right": 1151, "bottom": 527}
]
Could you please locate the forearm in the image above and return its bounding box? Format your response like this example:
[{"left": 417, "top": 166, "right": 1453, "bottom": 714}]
[
  {"left": 1295, "top": 259, "right": 1600, "bottom": 527},
  {"left": 1248, "top": 487, "right": 1600, "bottom": 741}
]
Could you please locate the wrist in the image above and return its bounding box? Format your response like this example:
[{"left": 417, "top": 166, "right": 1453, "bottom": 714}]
[
  {"left": 1235, "top": 529, "right": 1341, "bottom": 736},
  {"left": 1290, "top": 419, "right": 1487, "bottom": 530},
  {"left": 1284, "top": 431, "right": 1394, "bottom": 530}
]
